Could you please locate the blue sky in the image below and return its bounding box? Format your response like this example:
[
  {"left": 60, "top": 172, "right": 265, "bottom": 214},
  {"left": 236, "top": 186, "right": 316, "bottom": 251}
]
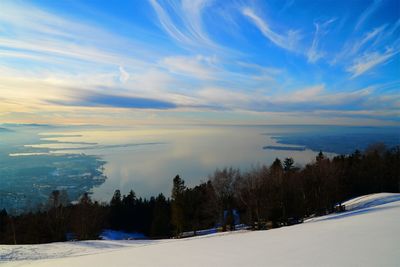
[{"left": 0, "top": 0, "right": 399, "bottom": 125}]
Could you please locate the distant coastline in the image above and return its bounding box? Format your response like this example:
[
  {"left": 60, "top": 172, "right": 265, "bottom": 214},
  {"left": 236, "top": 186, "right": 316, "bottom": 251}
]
[{"left": 263, "top": 145, "right": 306, "bottom": 151}]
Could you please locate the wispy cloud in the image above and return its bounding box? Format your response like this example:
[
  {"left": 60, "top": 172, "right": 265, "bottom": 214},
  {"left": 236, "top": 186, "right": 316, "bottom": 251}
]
[
  {"left": 258, "top": 86, "right": 381, "bottom": 113},
  {"left": 334, "top": 24, "right": 388, "bottom": 63},
  {"left": 357, "top": 25, "right": 387, "bottom": 50},
  {"left": 161, "top": 55, "right": 218, "bottom": 80},
  {"left": 0, "top": 1, "right": 398, "bottom": 125},
  {"left": 307, "top": 19, "right": 336, "bottom": 63},
  {"left": 266, "top": 84, "right": 351, "bottom": 108},
  {"left": 0, "top": 2, "right": 168, "bottom": 69},
  {"left": 119, "top": 66, "right": 130, "bottom": 83},
  {"left": 197, "top": 87, "right": 255, "bottom": 109},
  {"left": 288, "top": 85, "right": 325, "bottom": 102},
  {"left": 278, "top": 0, "right": 295, "bottom": 15},
  {"left": 333, "top": 16, "right": 399, "bottom": 78},
  {"left": 354, "top": 0, "right": 382, "bottom": 31},
  {"left": 242, "top": 7, "right": 301, "bottom": 52},
  {"left": 192, "top": 84, "right": 392, "bottom": 116},
  {"left": 149, "top": 0, "right": 215, "bottom": 48},
  {"left": 347, "top": 49, "right": 398, "bottom": 78}
]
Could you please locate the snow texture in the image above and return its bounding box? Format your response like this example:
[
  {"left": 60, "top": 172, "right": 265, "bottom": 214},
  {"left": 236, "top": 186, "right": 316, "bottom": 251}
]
[{"left": 1, "top": 193, "right": 399, "bottom": 266}]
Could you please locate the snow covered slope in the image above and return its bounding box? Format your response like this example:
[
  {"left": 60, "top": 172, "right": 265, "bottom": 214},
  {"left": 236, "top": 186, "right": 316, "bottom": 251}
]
[
  {"left": 1, "top": 193, "right": 400, "bottom": 267},
  {"left": 342, "top": 192, "right": 400, "bottom": 211}
]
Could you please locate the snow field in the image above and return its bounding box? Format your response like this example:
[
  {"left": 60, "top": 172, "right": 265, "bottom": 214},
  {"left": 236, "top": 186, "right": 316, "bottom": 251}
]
[{"left": 1, "top": 193, "right": 399, "bottom": 267}]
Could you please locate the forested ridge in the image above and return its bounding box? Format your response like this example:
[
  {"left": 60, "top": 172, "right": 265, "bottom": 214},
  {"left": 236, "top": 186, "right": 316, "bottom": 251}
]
[{"left": 1, "top": 144, "right": 399, "bottom": 244}]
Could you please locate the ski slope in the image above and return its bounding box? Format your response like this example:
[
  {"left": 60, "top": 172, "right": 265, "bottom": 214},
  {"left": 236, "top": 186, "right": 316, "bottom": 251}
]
[{"left": 1, "top": 193, "right": 399, "bottom": 266}]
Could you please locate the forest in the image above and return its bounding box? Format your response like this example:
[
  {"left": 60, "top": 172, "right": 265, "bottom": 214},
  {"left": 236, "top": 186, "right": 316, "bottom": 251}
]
[{"left": 1, "top": 143, "right": 399, "bottom": 244}]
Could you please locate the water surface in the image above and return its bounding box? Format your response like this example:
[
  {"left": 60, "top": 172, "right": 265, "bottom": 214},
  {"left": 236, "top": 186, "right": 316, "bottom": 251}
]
[{"left": 1, "top": 124, "right": 398, "bottom": 212}]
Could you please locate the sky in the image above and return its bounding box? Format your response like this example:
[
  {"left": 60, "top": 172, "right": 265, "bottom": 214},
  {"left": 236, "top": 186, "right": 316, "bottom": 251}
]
[{"left": 0, "top": 0, "right": 399, "bottom": 126}]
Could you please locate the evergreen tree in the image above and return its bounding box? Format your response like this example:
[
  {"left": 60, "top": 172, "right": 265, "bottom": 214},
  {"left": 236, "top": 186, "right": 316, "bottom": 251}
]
[
  {"left": 2, "top": 145, "right": 399, "bottom": 244},
  {"left": 0, "top": 209, "right": 8, "bottom": 243},
  {"left": 271, "top": 158, "right": 283, "bottom": 172},
  {"left": 283, "top": 158, "right": 294, "bottom": 172},
  {"left": 171, "top": 175, "right": 186, "bottom": 235},
  {"left": 46, "top": 190, "right": 68, "bottom": 241},
  {"left": 110, "top": 190, "right": 123, "bottom": 229},
  {"left": 316, "top": 151, "right": 325, "bottom": 162},
  {"left": 122, "top": 190, "right": 136, "bottom": 230},
  {"left": 71, "top": 193, "right": 104, "bottom": 240},
  {"left": 151, "top": 193, "right": 171, "bottom": 237}
]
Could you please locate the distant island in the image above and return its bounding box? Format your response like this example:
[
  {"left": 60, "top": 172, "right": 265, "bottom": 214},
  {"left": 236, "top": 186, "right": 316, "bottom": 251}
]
[{"left": 263, "top": 145, "right": 306, "bottom": 151}]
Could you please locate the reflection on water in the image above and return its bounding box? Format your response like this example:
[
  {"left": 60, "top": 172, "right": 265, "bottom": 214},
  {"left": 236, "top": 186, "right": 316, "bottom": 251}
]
[
  {"left": 1, "top": 124, "right": 399, "bottom": 211},
  {"left": 30, "top": 125, "right": 332, "bottom": 201}
]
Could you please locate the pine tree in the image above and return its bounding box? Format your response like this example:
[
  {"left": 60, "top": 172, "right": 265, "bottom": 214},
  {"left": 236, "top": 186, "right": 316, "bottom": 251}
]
[
  {"left": 46, "top": 190, "right": 68, "bottom": 241},
  {"left": 0, "top": 209, "right": 8, "bottom": 243},
  {"left": 71, "top": 193, "right": 104, "bottom": 240},
  {"left": 110, "top": 190, "right": 123, "bottom": 229},
  {"left": 316, "top": 151, "right": 325, "bottom": 162},
  {"left": 171, "top": 175, "right": 186, "bottom": 236},
  {"left": 122, "top": 190, "right": 136, "bottom": 231},
  {"left": 283, "top": 158, "right": 294, "bottom": 172},
  {"left": 151, "top": 193, "right": 171, "bottom": 238}
]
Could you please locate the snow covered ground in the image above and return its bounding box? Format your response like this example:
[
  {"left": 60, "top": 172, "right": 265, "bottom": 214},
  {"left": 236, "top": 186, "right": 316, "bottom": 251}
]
[
  {"left": 1, "top": 193, "right": 399, "bottom": 266},
  {"left": 342, "top": 192, "right": 400, "bottom": 211}
]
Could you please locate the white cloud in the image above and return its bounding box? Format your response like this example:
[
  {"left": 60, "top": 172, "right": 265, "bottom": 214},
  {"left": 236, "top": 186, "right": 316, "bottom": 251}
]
[
  {"left": 307, "top": 24, "right": 324, "bottom": 63},
  {"left": 289, "top": 85, "right": 325, "bottom": 102},
  {"left": 347, "top": 49, "right": 398, "bottom": 78},
  {"left": 0, "top": 1, "right": 186, "bottom": 111},
  {"left": 242, "top": 7, "right": 301, "bottom": 52},
  {"left": 197, "top": 87, "right": 255, "bottom": 107},
  {"left": 307, "top": 19, "right": 336, "bottom": 63},
  {"left": 0, "top": 2, "right": 164, "bottom": 70},
  {"left": 119, "top": 66, "right": 130, "bottom": 83},
  {"left": 344, "top": 24, "right": 388, "bottom": 58},
  {"left": 162, "top": 55, "right": 217, "bottom": 80},
  {"left": 148, "top": 0, "right": 215, "bottom": 48},
  {"left": 359, "top": 25, "right": 386, "bottom": 48},
  {"left": 191, "top": 84, "right": 382, "bottom": 115},
  {"left": 332, "top": 19, "right": 399, "bottom": 75},
  {"left": 354, "top": 0, "right": 382, "bottom": 31},
  {"left": 268, "top": 85, "right": 377, "bottom": 108},
  {"left": 236, "top": 62, "right": 283, "bottom": 75},
  {"left": 269, "top": 84, "right": 326, "bottom": 104},
  {"left": 386, "top": 19, "right": 400, "bottom": 37},
  {"left": 0, "top": 1, "right": 398, "bottom": 125}
]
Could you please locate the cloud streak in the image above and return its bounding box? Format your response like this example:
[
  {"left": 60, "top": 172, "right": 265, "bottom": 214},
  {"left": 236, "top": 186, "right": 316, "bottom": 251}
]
[
  {"left": 347, "top": 49, "right": 398, "bottom": 78},
  {"left": 242, "top": 7, "right": 301, "bottom": 52},
  {"left": 149, "top": 0, "right": 216, "bottom": 49},
  {"left": 354, "top": 0, "right": 382, "bottom": 31},
  {"left": 0, "top": 1, "right": 398, "bottom": 125},
  {"left": 307, "top": 19, "right": 336, "bottom": 63}
]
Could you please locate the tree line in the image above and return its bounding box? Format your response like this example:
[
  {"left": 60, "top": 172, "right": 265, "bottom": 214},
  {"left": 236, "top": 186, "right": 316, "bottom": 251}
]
[{"left": 1, "top": 143, "right": 399, "bottom": 244}]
